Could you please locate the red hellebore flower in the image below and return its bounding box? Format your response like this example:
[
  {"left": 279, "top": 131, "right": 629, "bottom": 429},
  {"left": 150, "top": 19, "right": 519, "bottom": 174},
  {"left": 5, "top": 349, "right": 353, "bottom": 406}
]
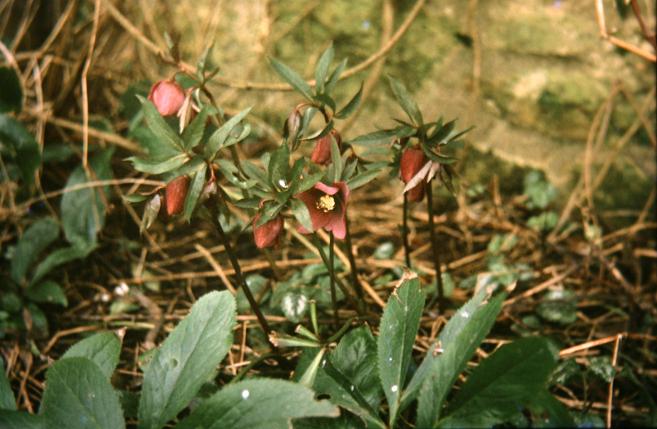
[
  {"left": 400, "top": 147, "right": 427, "bottom": 202},
  {"left": 310, "top": 129, "right": 342, "bottom": 165},
  {"left": 253, "top": 214, "right": 284, "bottom": 249},
  {"left": 296, "top": 182, "right": 349, "bottom": 239},
  {"left": 165, "top": 175, "right": 190, "bottom": 216},
  {"left": 148, "top": 80, "right": 185, "bottom": 116}
]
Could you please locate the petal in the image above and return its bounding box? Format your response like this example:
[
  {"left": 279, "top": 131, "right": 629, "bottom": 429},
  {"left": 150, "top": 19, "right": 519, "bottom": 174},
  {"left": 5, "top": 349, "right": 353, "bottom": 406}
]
[
  {"left": 314, "top": 182, "right": 339, "bottom": 195},
  {"left": 296, "top": 189, "right": 331, "bottom": 230}
]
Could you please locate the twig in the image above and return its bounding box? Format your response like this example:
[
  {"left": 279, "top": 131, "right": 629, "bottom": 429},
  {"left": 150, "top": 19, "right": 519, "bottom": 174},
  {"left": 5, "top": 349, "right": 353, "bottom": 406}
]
[{"left": 607, "top": 333, "right": 623, "bottom": 428}]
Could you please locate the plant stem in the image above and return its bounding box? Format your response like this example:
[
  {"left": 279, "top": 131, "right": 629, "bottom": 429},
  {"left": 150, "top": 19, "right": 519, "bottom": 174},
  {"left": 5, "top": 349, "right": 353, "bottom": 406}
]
[
  {"left": 311, "top": 235, "right": 361, "bottom": 314},
  {"left": 344, "top": 213, "right": 366, "bottom": 309},
  {"left": 206, "top": 202, "right": 273, "bottom": 342},
  {"left": 403, "top": 193, "right": 411, "bottom": 267},
  {"left": 426, "top": 181, "right": 445, "bottom": 312},
  {"left": 329, "top": 232, "right": 339, "bottom": 328}
]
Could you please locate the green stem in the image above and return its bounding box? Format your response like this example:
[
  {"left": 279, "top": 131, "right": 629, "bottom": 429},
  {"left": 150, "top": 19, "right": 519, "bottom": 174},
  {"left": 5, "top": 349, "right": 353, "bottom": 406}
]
[
  {"left": 426, "top": 181, "right": 445, "bottom": 312},
  {"left": 344, "top": 213, "right": 366, "bottom": 308},
  {"left": 329, "top": 232, "right": 339, "bottom": 328},
  {"left": 311, "top": 235, "right": 360, "bottom": 313},
  {"left": 403, "top": 193, "right": 411, "bottom": 267}
]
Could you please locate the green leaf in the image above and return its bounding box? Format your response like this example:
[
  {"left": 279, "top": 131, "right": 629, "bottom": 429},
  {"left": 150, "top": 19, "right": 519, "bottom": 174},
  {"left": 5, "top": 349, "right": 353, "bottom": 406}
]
[
  {"left": 175, "top": 379, "right": 339, "bottom": 429},
  {"left": 182, "top": 163, "right": 207, "bottom": 221},
  {"left": 268, "top": 143, "right": 290, "bottom": 186},
  {"left": 0, "top": 67, "right": 22, "bottom": 113},
  {"left": 181, "top": 107, "right": 209, "bottom": 150},
  {"left": 26, "top": 303, "right": 49, "bottom": 338},
  {"left": 139, "top": 97, "right": 184, "bottom": 152},
  {"left": 335, "top": 83, "right": 363, "bottom": 119},
  {"left": 529, "top": 389, "right": 576, "bottom": 428},
  {"left": 131, "top": 126, "right": 180, "bottom": 162},
  {"left": 204, "top": 107, "right": 252, "bottom": 159},
  {"left": 25, "top": 281, "right": 67, "bottom": 307},
  {"left": 439, "top": 337, "right": 559, "bottom": 428},
  {"left": 138, "top": 291, "right": 236, "bottom": 429},
  {"left": 41, "top": 357, "right": 125, "bottom": 429},
  {"left": 328, "top": 140, "right": 343, "bottom": 183},
  {"left": 61, "top": 149, "right": 114, "bottom": 248},
  {"left": 0, "top": 411, "right": 44, "bottom": 429},
  {"left": 61, "top": 332, "right": 122, "bottom": 379},
  {"left": 0, "top": 114, "right": 41, "bottom": 186},
  {"left": 291, "top": 198, "right": 313, "bottom": 232},
  {"left": 346, "top": 166, "right": 383, "bottom": 190},
  {"left": 348, "top": 127, "right": 413, "bottom": 146},
  {"left": 127, "top": 153, "right": 189, "bottom": 175},
  {"left": 270, "top": 57, "right": 313, "bottom": 100},
  {"left": 30, "top": 244, "right": 94, "bottom": 286},
  {"left": 325, "top": 59, "right": 348, "bottom": 94},
  {"left": 377, "top": 277, "right": 425, "bottom": 426},
  {"left": 387, "top": 76, "right": 422, "bottom": 126},
  {"left": 411, "top": 289, "right": 505, "bottom": 428},
  {"left": 314, "top": 43, "right": 334, "bottom": 94},
  {"left": 10, "top": 217, "right": 59, "bottom": 284},
  {"left": 0, "top": 359, "right": 16, "bottom": 410}
]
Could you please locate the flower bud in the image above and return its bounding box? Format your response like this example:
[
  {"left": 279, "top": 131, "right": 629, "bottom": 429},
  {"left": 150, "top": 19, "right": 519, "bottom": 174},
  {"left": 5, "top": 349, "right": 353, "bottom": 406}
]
[
  {"left": 140, "top": 194, "right": 161, "bottom": 233},
  {"left": 165, "top": 175, "right": 190, "bottom": 216},
  {"left": 253, "top": 214, "right": 284, "bottom": 248},
  {"left": 400, "top": 148, "right": 427, "bottom": 202},
  {"left": 148, "top": 80, "right": 185, "bottom": 116},
  {"left": 284, "top": 109, "right": 302, "bottom": 145},
  {"left": 310, "top": 129, "right": 341, "bottom": 165}
]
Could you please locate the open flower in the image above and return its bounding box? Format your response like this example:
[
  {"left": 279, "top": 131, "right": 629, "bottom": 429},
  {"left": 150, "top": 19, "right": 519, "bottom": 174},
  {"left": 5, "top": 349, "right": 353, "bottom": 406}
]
[
  {"left": 296, "top": 182, "right": 349, "bottom": 239},
  {"left": 310, "top": 129, "right": 341, "bottom": 165},
  {"left": 400, "top": 147, "right": 428, "bottom": 202},
  {"left": 253, "top": 214, "right": 284, "bottom": 248},
  {"left": 148, "top": 79, "right": 185, "bottom": 116},
  {"left": 165, "top": 175, "right": 190, "bottom": 216}
]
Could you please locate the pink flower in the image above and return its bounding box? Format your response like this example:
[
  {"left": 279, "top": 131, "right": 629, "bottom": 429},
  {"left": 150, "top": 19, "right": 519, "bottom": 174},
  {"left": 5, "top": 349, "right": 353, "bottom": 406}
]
[
  {"left": 165, "top": 175, "right": 189, "bottom": 216},
  {"left": 253, "top": 214, "right": 284, "bottom": 249},
  {"left": 296, "top": 182, "right": 349, "bottom": 239},
  {"left": 310, "top": 130, "right": 341, "bottom": 165},
  {"left": 148, "top": 80, "right": 185, "bottom": 116},
  {"left": 400, "top": 148, "right": 427, "bottom": 202}
]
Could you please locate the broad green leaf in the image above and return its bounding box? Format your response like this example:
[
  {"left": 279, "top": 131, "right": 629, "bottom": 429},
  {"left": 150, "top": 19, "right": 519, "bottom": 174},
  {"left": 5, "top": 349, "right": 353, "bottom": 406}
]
[
  {"left": 204, "top": 107, "right": 252, "bottom": 159},
  {"left": 131, "top": 126, "right": 180, "bottom": 162},
  {"left": 175, "top": 379, "right": 339, "bottom": 429},
  {"left": 387, "top": 76, "right": 422, "bottom": 126},
  {"left": 10, "top": 217, "right": 59, "bottom": 284},
  {"left": 0, "top": 114, "right": 41, "bottom": 186},
  {"left": 1, "top": 359, "right": 15, "bottom": 410},
  {"left": 268, "top": 143, "right": 290, "bottom": 186},
  {"left": 138, "top": 291, "right": 236, "bottom": 429},
  {"left": 41, "top": 357, "right": 125, "bottom": 429},
  {"left": 412, "top": 290, "right": 505, "bottom": 428},
  {"left": 291, "top": 198, "right": 313, "bottom": 232},
  {"left": 26, "top": 303, "right": 49, "bottom": 338},
  {"left": 181, "top": 107, "right": 209, "bottom": 150},
  {"left": 182, "top": 163, "right": 207, "bottom": 221},
  {"left": 61, "top": 149, "right": 113, "bottom": 248},
  {"left": 61, "top": 332, "right": 122, "bottom": 379},
  {"left": 0, "top": 410, "right": 44, "bottom": 429},
  {"left": 127, "top": 153, "right": 189, "bottom": 175},
  {"left": 335, "top": 84, "right": 363, "bottom": 119},
  {"left": 528, "top": 389, "right": 576, "bottom": 428},
  {"left": 25, "top": 281, "right": 68, "bottom": 307},
  {"left": 377, "top": 277, "right": 425, "bottom": 426},
  {"left": 0, "top": 67, "right": 22, "bottom": 113},
  {"left": 314, "top": 44, "right": 334, "bottom": 94},
  {"left": 314, "top": 326, "right": 385, "bottom": 429},
  {"left": 439, "top": 337, "right": 559, "bottom": 428},
  {"left": 139, "top": 97, "right": 184, "bottom": 152},
  {"left": 270, "top": 57, "right": 314, "bottom": 100},
  {"left": 30, "top": 244, "right": 94, "bottom": 286}
]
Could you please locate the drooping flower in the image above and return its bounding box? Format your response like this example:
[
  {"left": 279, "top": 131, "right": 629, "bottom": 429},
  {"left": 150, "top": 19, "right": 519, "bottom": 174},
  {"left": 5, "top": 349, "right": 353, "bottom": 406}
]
[
  {"left": 400, "top": 147, "right": 428, "bottom": 202},
  {"left": 296, "top": 181, "right": 349, "bottom": 239},
  {"left": 165, "top": 175, "right": 190, "bottom": 216},
  {"left": 148, "top": 80, "right": 185, "bottom": 116},
  {"left": 310, "top": 129, "right": 341, "bottom": 165},
  {"left": 253, "top": 214, "right": 284, "bottom": 249}
]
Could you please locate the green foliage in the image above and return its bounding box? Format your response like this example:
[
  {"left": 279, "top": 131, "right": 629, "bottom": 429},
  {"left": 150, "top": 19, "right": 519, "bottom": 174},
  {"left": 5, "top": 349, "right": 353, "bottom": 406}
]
[
  {"left": 61, "top": 332, "right": 122, "bottom": 379},
  {"left": 0, "top": 114, "right": 40, "bottom": 187},
  {"left": 10, "top": 218, "right": 59, "bottom": 285},
  {"left": 0, "top": 67, "right": 22, "bottom": 113},
  {"left": 1, "top": 359, "right": 15, "bottom": 411}
]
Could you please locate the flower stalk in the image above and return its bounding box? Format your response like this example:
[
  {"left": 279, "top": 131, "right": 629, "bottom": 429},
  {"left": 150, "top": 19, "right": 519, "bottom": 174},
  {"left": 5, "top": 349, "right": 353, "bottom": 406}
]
[{"left": 426, "top": 180, "right": 445, "bottom": 312}]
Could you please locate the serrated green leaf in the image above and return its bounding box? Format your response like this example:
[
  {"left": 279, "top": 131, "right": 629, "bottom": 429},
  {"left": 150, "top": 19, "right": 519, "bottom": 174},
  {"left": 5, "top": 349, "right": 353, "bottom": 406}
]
[
  {"left": 175, "top": 379, "right": 339, "bottom": 429},
  {"left": 0, "top": 410, "right": 44, "bottom": 429},
  {"left": 387, "top": 76, "right": 422, "bottom": 126},
  {"left": 377, "top": 277, "right": 425, "bottom": 427},
  {"left": 61, "top": 149, "right": 113, "bottom": 248},
  {"left": 335, "top": 83, "right": 363, "bottom": 119},
  {"left": 439, "top": 337, "right": 558, "bottom": 428},
  {"left": 41, "top": 357, "right": 124, "bottom": 429},
  {"left": 30, "top": 244, "right": 94, "bottom": 286},
  {"left": 270, "top": 58, "right": 313, "bottom": 100},
  {"left": 0, "top": 359, "right": 15, "bottom": 411},
  {"left": 139, "top": 97, "right": 184, "bottom": 152},
  {"left": 128, "top": 153, "right": 189, "bottom": 175},
  {"left": 10, "top": 217, "right": 59, "bottom": 284},
  {"left": 25, "top": 281, "right": 67, "bottom": 307},
  {"left": 0, "top": 114, "right": 41, "bottom": 186},
  {"left": 0, "top": 67, "right": 22, "bottom": 113},
  {"left": 413, "top": 290, "right": 505, "bottom": 428},
  {"left": 61, "top": 332, "right": 122, "bottom": 379},
  {"left": 314, "top": 43, "right": 334, "bottom": 94},
  {"left": 181, "top": 107, "right": 209, "bottom": 150},
  {"left": 138, "top": 291, "right": 236, "bottom": 429},
  {"left": 205, "top": 107, "right": 252, "bottom": 159},
  {"left": 182, "top": 163, "right": 207, "bottom": 221}
]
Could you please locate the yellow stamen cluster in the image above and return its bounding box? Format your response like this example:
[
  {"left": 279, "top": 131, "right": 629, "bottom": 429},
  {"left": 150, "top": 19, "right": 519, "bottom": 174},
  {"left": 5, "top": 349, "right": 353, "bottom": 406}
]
[{"left": 316, "top": 194, "right": 336, "bottom": 213}]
